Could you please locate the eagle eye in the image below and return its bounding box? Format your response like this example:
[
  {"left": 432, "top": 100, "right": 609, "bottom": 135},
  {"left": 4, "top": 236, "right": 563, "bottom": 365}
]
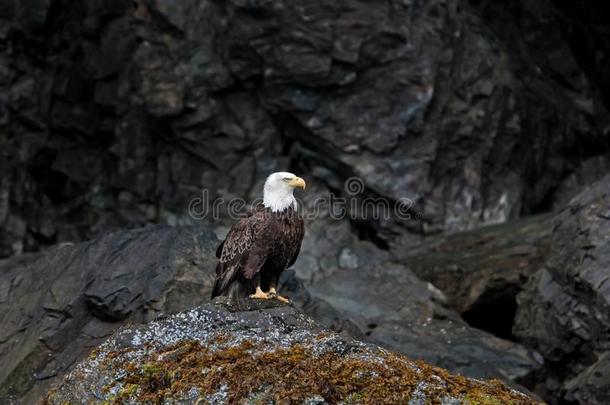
[{"left": 282, "top": 177, "right": 291, "bottom": 182}]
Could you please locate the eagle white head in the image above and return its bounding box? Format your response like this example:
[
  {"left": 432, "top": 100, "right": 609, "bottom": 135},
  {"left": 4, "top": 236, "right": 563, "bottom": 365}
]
[{"left": 263, "top": 172, "right": 306, "bottom": 212}]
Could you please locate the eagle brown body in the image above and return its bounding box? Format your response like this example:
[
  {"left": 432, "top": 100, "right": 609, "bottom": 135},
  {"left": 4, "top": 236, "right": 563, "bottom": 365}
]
[{"left": 211, "top": 205, "right": 305, "bottom": 300}]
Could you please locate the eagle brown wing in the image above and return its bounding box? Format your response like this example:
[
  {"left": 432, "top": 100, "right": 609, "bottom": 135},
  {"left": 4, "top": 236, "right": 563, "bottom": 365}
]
[
  {"left": 211, "top": 209, "right": 273, "bottom": 297},
  {"left": 287, "top": 214, "right": 305, "bottom": 268},
  {"left": 214, "top": 205, "right": 262, "bottom": 259}
]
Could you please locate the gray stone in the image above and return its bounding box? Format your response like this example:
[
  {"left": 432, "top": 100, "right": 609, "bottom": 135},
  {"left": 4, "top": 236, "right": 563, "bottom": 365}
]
[
  {"left": 0, "top": 225, "right": 218, "bottom": 404},
  {"left": 514, "top": 175, "right": 610, "bottom": 404}
]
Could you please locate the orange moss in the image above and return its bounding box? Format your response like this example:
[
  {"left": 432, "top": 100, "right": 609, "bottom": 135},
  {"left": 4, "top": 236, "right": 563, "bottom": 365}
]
[
  {"left": 101, "top": 337, "right": 541, "bottom": 405},
  {"left": 105, "top": 346, "right": 137, "bottom": 360}
]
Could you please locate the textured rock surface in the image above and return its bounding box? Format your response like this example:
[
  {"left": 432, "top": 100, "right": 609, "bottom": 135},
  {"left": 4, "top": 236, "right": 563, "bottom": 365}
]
[
  {"left": 391, "top": 214, "right": 553, "bottom": 315},
  {"left": 286, "top": 194, "right": 542, "bottom": 385},
  {"left": 389, "top": 214, "right": 554, "bottom": 345},
  {"left": 1, "top": 0, "right": 610, "bottom": 258},
  {"left": 0, "top": 219, "right": 542, "bottom": 404},
  {"left": 5, "top": 178, "right": 610, "bottom": 404},
  {"left": 551, "top": 0, "right": 610, "bottom": 111},
  {"left": 0, "top": 0, "right": 609, "bottom": 403},
  {"left": 293, "top": 262, "right": 541, "bottom": 384},
  {"left": 43, "top": 299, "right": 541, "bottom": 405},
  {"left": 0, "top": 225, "right": 218, "bottom": 404},
  {"left": 514, "top": 175, "right": 610, "bottom": 404}
]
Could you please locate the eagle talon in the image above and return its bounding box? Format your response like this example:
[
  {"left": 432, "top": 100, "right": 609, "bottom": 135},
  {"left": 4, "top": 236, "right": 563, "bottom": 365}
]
[
  {"left": 274, "top": 295, "right": 290, "bottom": 304},
  {"left": 250, "top": 286, "right": 271, "bottom": 300},
  {"left": 267, "top": 287, "right": 288, "bottom": 303}
]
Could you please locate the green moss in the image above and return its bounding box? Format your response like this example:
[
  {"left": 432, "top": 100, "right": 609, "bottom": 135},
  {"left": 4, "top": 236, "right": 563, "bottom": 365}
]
[
  {"left": 101, "top": 395, "right": 116, "bottom": 405},
  {"left": 463, "top": 383, "right": 527, "bottom": 405},
  {"left": 142, "top": 363, "right": 164, "bottom": 376},
  {"left": 344, "top": 391, "right": 365, "bottom": 404},
  {"left": 465, "top": 392, "right": 505, "bottom": 405},
  {"left": 118, "top": 383, "right": 138, "bottom": 399}
]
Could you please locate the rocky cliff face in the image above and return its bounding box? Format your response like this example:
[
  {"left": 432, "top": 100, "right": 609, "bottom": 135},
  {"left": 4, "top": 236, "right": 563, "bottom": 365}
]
[
  {"left": 514, "top": 176, "right": 610, "bottom": 404},
  {"left": 43, "top": 299, "right": 541, "bottom": 405},
  {"left": 0, "top": 0, "right": 609, "bottom": 258}
]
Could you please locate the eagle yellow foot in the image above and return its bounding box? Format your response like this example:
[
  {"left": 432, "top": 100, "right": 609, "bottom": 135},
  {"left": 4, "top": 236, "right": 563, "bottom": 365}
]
[
  {"left": 274, "top": 295, "right": 290, "bottom": 303},
  {"left": 250, "top": 287, "right": 271, "bottom": 300},
  {"left": 268, "top": 288, "right": 290, "bottom": 304}
]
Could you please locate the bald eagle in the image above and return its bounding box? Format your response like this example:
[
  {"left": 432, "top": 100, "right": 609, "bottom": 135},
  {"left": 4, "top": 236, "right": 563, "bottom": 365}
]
[{"left": 211, "top": 172, "right": 306, "bottom": 303}]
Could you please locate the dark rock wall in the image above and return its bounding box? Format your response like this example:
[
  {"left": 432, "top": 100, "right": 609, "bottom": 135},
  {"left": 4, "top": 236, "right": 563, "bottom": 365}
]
[
  {"left": 551, "top": 0, "right": 610, "bottom": 111},
  {"left": 514, "top": 176, "right": 610, "bottom": 404},
  {"left": 1, "top": 0, "right": 609, "bottom": 258}
]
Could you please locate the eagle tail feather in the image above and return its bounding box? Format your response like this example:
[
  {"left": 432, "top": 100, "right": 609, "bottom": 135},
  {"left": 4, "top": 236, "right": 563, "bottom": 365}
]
[{"left": 211, "top": 263, "right": 240, "bottom": 298}]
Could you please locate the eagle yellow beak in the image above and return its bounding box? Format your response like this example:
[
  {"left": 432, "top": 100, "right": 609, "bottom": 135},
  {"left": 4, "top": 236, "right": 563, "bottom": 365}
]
[{"left": 288, "top": 177, "right": 306, "bottom": 190}]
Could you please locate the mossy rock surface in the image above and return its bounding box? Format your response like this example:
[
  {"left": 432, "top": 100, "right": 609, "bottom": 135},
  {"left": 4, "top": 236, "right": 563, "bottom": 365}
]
[{"left": 43, "top": 299, "right": 541, "bottom": 405}]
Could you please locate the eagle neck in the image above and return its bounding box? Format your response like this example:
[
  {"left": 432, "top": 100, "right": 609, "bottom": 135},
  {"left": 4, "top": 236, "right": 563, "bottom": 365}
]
[{"left": 263, "top": 192, "right": 297, "bottom": 213}]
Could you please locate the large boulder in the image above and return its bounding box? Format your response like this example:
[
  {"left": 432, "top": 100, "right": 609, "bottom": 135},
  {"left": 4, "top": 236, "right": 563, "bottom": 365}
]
[
  {"left": 514, "top": 175, "right": 610, "bottom": 404},
  {"left": 384, "top": 176, "right": 610, "bottom": 403},
  {"left": 43, "top": 299, "right": 542, "bottom": 405},
  {"left": 0, "top": 225, "right": 218, "bottom": 404}
]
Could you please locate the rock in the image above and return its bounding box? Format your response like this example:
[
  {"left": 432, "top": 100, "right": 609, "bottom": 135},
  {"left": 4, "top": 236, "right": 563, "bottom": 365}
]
[
  {"left": 297, "top": 260, "right": 542, "bottom": 384},
  {"left": 0, "top": 225, "right": 218, "bottom": 404},
  {"left": 552, "top": 156, "right": 610, "bottom": 210},
  {"left": 43, "top": 300, "right": 542, "bottom": 405},
  {"left": 551, "top": 1, "right": 610, "bottom": 111},
  {"left": 513, "top": 175, "right": 610, "bottom": 403},
  {"left": 0, "top": 205, "right": 543, "bottom": 403},
  {"left": 9, "top": 0, "right": 52, "bottom": 33},
  {"left": 1, "top": 0, "right": 610, "bottom": 258},
  {"left": 0, "top": 1, "right": 609, "bottom": 403},
  {"left": 565, "top": 351, "right": 610, "bottom": 405},
  {"left": 286, "top": 187, "right": 543, "bottom": 388},
  {"left": 390, "top": 214, "right": 553, "bottom": 333}
]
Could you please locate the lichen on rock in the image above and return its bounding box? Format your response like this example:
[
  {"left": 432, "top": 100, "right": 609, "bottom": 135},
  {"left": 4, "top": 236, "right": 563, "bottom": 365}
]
[{"left": 43, "top": 298, "right": 541, "bottom": 404}]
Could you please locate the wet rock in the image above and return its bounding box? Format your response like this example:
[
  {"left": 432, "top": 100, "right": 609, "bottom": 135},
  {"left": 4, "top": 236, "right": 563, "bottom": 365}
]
[
  {"left": 43, "top": 301, "right": 542, "bottom": 405},
  {"left": 0, "top": 225, "right": 218, "bottom": 404},
  {"left": 565, "top": 351, "right": 610, "bottom": 405},
  {"left": 390, "top": 213, "right": 553, "bottom": 315},
  {"left": 1, "top": 0, "right": 610, "bottom": 258},
  {"left": 552, "top": 156, "right": 610, "bottom": 210},
  {"left": 513, "top": 175, "right": 610, "bottom": 404},
  {"left": 0, "top": 209, "right": 544, "bottom": 403},
  {"left": 551, "top": 0, "right": 610, "bottom": 111}
]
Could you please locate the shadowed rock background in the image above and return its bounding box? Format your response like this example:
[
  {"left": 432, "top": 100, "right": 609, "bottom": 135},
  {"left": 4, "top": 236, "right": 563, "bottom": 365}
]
[{"left": 0, "top": 0, "right": 609, "bottom": 404}]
